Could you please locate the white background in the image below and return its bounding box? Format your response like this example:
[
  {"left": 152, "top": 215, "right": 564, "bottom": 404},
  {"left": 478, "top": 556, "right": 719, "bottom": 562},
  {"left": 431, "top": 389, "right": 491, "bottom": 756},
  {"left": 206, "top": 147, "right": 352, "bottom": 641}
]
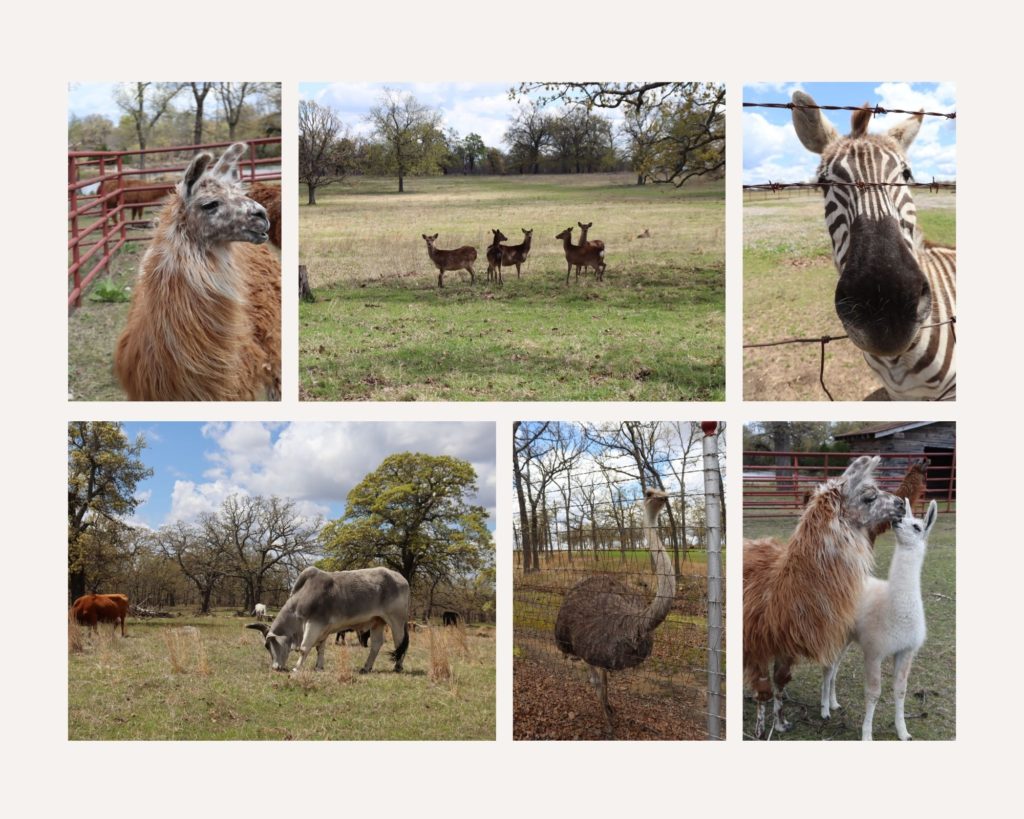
[{"left": 4, "top": 0, "right": 1020, "bottom": 814}]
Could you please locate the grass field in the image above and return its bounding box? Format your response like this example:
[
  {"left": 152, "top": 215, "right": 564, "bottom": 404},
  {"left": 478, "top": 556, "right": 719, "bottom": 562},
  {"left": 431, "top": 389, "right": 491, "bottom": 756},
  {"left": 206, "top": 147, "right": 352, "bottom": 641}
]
[
  {"left": 742, "top": 512, "right": 956, "bottom": 740},
  {"left": 68, "top": 611, "right": 495, "bottom": 740},
  {"left": 743, "top": 189, "right": 956, "bottom": 401},
  {"left": 300, "top": 173, "right": 724, "bottom": 401},
  {"left": 513, "top": 549, "right": 724, "bottom": 740}
]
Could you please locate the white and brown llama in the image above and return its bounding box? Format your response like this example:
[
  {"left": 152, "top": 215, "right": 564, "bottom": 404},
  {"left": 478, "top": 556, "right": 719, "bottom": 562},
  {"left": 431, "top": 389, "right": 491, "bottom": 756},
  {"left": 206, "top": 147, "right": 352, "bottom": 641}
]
[
  {"left": 114, "top": 143, "right": 281, "bottom": 401},
  {"left": 743, "top": 455, "right": 904, "bottom": 738},
  {"left": 820, "top": 498, "right": 936, "bottom": 740}
]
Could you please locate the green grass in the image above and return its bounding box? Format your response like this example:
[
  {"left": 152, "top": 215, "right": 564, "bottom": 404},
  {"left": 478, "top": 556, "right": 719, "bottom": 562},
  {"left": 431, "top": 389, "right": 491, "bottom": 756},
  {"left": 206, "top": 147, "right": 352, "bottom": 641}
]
[
  {"left": 68, "top": 611, "right": 495, "bottom": 740},
  {"left": 300, "top": 173, "right": 724, "bottom": 401},
  {"left": 743, "top": 189, "right": 956, "bottom": 401},
  {"left": 742, "top": 512, "right": 956, "bottom": 740}
]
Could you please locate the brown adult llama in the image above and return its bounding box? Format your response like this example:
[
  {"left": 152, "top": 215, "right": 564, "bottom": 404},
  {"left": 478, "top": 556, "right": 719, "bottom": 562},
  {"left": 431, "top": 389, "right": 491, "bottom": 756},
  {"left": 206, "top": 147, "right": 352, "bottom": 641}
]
[
  {"left": 868, "top": 457, "right": 929, "bottom": 544},
  {"left": 743, "top": 456, "right": 904, "bottom": 738},
  {"left": 114, "top": 143, "right": 281, "bottom": 401},
  {"left": 247, "top": 182, "right": 281, "bottom": 248}
]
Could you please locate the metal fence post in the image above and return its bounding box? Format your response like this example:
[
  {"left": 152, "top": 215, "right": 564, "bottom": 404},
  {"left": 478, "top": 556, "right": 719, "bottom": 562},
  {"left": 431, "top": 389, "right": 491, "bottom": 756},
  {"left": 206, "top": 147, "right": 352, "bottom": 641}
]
[{"left": 701, "top": 421, "right": 724, "bottom": 739}]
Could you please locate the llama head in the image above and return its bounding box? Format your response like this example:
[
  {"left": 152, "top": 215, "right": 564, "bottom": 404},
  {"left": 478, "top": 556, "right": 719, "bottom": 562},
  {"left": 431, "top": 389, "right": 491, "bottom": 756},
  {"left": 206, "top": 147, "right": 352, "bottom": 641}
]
[
  {"left": 837, "top": 455, "right": 905, "bottom": 530},
  {"left": 892, "top": 498, "right": 938, "bottom": 552},
  {"left": 177, "top": 142, "right": 270, "bottom": 248},
  {"left": 791, "top": 91, "right": 931, "bottom": 358}
]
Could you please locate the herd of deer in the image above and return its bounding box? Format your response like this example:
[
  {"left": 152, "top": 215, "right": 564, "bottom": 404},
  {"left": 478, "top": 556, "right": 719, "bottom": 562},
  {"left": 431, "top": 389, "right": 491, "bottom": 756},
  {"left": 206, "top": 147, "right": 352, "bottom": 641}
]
[{"left": 421, "top": 221, "right": 610, "bottom": 288}]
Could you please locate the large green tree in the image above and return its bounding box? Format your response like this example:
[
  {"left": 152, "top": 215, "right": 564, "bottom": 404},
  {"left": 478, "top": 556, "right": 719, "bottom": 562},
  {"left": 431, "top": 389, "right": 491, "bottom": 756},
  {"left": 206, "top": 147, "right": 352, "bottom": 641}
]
[
  {"left": 367, "top": 89, "right": 445, "bottom": 192},
  {"left": 68, "top": 422, "right": 152, "bottom": 602},
  {"left": 319, "top": 453, "right": 492, "bottom": 588}
]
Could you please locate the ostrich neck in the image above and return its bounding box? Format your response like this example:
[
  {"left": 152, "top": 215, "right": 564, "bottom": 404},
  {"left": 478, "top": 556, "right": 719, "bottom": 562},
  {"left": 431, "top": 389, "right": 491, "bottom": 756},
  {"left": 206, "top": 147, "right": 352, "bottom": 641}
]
[{"left": 640, "top": 509, "right": 675, "bottom": 633}]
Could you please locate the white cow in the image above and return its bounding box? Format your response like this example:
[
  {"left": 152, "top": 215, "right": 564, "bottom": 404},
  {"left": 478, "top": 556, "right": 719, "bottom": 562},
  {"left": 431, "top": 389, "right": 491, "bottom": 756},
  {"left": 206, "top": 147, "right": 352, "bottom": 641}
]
[
  {"left": 247, "top": 567, "right": 410, "bottom": 673},
  {"left": 252, "top": 603, "right": 269, "bottom": 621}
]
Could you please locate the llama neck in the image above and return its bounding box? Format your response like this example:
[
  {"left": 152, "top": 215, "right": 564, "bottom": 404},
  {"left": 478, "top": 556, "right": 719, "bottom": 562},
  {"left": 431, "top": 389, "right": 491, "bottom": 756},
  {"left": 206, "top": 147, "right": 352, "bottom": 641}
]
[
  {"left": 640, "top": 505, "right": 675, "bottom": 633},
  {"left": 885, "top": 544, "right": 925, "bottom": 600}
]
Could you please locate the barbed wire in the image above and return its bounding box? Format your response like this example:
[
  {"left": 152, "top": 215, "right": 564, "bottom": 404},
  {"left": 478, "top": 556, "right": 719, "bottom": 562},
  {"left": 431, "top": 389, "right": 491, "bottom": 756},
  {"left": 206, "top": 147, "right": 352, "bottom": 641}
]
[
  {"left": 743, "top": 318, "right": 957, "bottom": 401},
  {"left": 742, "top": 180, "right": 956, "bottom": 192},
  {"left": 743, "top": 101, "right": 957, "bottom": 120}
]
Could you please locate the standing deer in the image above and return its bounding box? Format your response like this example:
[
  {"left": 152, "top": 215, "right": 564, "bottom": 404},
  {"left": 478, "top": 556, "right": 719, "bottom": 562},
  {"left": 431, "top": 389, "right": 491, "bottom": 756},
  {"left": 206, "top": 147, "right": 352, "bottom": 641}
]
[
  {"left": 486, "top": 228, "right": 508, "bottom": 284},
  {"left": 422, "top": 233, "right": 477, "bottom": 288},
  {"left": 576, "top": 221, "right": 606, "bottom": 279},
  {"left": 556, "top": 227, "right": 605, "bottom": 283},
  {"left": 499, "top": 228, "right": 534, "bottom": 279}
]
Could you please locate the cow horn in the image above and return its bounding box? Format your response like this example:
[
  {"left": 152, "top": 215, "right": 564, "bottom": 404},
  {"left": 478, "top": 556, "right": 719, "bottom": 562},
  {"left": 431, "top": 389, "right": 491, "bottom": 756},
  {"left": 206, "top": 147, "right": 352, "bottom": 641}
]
[{"left": 246, "top": 622, "right": 270, "bottom": 636}]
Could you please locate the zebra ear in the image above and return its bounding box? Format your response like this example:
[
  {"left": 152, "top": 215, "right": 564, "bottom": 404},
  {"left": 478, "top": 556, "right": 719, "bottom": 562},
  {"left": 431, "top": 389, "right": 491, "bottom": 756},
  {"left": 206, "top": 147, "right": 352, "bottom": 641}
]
[
  {"left": 887, "top": 112, "right": 924, "bottom": 152},
  {"left": 792, "top": 91, "right": 838, "bottom": 154}
]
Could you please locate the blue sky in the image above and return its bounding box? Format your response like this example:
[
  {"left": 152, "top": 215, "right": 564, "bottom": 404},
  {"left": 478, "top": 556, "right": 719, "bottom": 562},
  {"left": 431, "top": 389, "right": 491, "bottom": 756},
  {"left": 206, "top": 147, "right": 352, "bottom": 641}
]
[
  {"left": 743, "top": 82, "right": 956, "bottom": 185},
  {"left": 299, "top": 82, "right": 627, "bottom": 148},
  {"left": 118, "top": 422, "right": 496, "bottom": 531}
]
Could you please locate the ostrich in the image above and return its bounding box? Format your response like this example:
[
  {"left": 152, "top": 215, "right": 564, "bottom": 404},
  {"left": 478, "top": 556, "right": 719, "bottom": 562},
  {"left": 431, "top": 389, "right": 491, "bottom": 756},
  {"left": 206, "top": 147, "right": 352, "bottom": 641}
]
[{"left": 554, "top": 487, "right": 674, "bottom": 737}]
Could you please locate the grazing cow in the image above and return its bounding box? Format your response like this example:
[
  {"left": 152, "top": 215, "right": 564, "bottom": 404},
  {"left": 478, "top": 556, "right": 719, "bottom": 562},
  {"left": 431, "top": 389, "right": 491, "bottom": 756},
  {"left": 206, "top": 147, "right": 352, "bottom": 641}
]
[
  {"left": 442, "top": 610, "right": 459, "bottom": 627},
  {"left": 71, "top": 593, "right": 129, "bottom": 637},
  {"left": 247, "top": 566, "right": 409, "bottom": 673},
  {"left": 252, "top": 603, "right": 269, "bottom": 621}
]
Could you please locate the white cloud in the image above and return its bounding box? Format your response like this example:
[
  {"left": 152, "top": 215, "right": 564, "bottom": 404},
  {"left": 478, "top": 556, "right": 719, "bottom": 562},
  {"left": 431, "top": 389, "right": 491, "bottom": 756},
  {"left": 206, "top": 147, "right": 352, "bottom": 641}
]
[
  {"left": 742, "top": 112, "right": 819, "bottom": 185},
  {"left": 160, "top": 423, "right": 495, "bottom": 528}
]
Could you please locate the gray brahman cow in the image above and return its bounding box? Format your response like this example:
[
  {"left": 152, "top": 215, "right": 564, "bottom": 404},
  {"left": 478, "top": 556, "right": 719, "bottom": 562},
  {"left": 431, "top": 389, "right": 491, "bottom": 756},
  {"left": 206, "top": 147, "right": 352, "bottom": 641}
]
[{"left": 246, "top": 566, "right": 410, "bottom": 673}]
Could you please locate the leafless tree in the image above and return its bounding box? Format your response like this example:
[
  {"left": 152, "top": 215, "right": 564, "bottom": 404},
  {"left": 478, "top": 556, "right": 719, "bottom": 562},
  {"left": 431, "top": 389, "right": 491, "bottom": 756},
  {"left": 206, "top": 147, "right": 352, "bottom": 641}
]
[
  {"left": 299, "top": 100, "right": 353, "bottom": 205},
  {"left": 113, "top": 82, "right": 183, "bottom": 168}
]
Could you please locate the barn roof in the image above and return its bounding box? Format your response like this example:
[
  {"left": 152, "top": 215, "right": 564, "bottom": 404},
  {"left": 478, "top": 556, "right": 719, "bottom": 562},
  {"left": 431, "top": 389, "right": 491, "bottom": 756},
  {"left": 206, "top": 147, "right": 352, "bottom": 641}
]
[{"left": 833, "top": 422, "right": 937, "bottom": 439}]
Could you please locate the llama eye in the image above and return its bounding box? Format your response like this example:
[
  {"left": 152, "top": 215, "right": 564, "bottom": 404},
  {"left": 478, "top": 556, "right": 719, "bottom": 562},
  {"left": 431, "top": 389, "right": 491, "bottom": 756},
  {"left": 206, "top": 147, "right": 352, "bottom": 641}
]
[
  {"left": 863, "top": 494, "right": 876, "bottom": 504},
  {"left": 201, "top": 200, "right": 220, "bottom": 212},
  {"left": 913, "top": 524, "right": 921, "bottom": 532}
]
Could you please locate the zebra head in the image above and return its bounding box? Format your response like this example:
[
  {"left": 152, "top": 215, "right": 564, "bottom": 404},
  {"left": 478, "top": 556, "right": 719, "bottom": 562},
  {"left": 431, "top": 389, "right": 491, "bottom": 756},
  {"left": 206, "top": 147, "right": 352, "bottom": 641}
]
[{"left": 792, "top": 91, "right": 932, "bottom": 358}]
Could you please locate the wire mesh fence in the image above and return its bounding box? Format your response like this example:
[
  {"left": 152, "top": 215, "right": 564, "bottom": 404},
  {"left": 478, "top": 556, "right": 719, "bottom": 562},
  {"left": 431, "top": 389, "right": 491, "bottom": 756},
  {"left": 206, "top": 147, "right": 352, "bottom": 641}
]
[{"left": 513, "top": 428, "right": 725, "bottom": 740}]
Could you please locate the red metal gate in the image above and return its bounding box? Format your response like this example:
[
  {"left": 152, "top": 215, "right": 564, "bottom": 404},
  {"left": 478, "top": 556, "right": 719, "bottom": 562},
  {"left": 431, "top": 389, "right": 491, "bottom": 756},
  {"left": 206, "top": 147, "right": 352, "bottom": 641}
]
[
  {"left": 67, "top": 137, "right": 281, "bottom": 311},
  {"left": 743, "top": 449, "right": 957, "bottom": 519}
]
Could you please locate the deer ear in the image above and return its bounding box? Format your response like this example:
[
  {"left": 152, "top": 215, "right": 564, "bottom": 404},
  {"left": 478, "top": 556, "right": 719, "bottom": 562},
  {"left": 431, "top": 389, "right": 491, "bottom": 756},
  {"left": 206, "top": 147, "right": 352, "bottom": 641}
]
[
  {"left": 182, "top": 152, "right": 213, "bottom": 199},
  {"left": 792, "top": 91, "right": 839, "bottom": 154}
]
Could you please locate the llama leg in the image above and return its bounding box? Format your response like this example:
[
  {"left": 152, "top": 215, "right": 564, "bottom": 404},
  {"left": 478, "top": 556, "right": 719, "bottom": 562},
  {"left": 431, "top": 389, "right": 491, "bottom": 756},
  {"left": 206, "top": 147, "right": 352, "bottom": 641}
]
[
  {"left": 772, "top": 658, "right": 793, "bottom": 733},
  {"left": 821, "top": 643, "right": 849, "bottom": 718},
  {"left": 893, "top": 649, "right": 916, "bottom": 741},
  {"left": 862, "top": 655, "right": 883, "bottom": 741},
  {"left": 752, "top": 670, "right": 772, "bottom": 739}
]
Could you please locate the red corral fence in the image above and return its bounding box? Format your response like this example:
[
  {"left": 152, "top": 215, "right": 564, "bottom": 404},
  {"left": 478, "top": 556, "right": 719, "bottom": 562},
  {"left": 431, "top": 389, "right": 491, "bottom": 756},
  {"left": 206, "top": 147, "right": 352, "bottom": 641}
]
[
  {"left": 743, "top": 449, "right": 956, "bottom": 519},
  {"left": 67, "top": 137, "right": 281, "bottom": 311}
]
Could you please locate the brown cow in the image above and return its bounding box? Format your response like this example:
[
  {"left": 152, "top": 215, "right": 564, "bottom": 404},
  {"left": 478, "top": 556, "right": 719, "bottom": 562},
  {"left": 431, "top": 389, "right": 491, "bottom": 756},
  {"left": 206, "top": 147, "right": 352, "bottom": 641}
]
[{"left": 71, "top": 593, "right": 129, "bottom": 637}]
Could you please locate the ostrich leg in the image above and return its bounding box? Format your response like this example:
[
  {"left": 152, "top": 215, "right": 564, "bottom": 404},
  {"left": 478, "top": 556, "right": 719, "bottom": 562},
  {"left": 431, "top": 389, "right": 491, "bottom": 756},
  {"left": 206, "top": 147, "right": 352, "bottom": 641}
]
[{"left": 587, "top": 664, "right": 614, "bottom": 737}]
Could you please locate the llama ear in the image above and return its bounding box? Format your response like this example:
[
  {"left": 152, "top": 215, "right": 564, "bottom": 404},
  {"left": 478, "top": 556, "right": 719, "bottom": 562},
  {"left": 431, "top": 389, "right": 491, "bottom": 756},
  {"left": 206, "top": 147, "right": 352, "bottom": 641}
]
[
  {"left": 182, "top": 152, "right": 213, "bottom": 199},
  {"left": 212, "top": 142, "right": 246, "bottom": 179},
  {"left": 887, "top": 112, "right": 924, "bottom": 152},
  {"left": 924, "top": 499, "right": 938, "bottom": 534},
  {"left": 792, "top": 91, "right": 839, "bottom": 154}
]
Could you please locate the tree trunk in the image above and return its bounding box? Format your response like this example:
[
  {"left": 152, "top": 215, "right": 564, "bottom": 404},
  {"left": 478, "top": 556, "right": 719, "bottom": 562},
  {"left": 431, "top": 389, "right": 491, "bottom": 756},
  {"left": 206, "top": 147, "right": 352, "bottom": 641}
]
[
  {"left": 308, "top": 184, "right": 318, "bottom": 205},
  {"left": 398, "top": 172, "right": 404, "bottom": 193},
  {"left": 299, "top": 265, "right": 316, "bottom": 303},
  {"left": 69, "top": 571, "right": 86, "bottom": 604}
]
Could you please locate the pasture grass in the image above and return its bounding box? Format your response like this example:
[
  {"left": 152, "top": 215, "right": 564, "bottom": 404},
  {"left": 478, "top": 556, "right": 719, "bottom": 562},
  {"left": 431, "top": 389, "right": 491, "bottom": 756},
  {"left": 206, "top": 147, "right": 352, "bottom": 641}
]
[
  {"left": 741, "top": 511, "right": 956, "bottom": 740},
  {"left": 300, "top": 173, "right": 724, "bottom": 401},
  {"left": 68, "top": 611, "right": 495, "bottom": 740},
  {"left": 743, "top": 189, "right": 956, "bottom": 401}
]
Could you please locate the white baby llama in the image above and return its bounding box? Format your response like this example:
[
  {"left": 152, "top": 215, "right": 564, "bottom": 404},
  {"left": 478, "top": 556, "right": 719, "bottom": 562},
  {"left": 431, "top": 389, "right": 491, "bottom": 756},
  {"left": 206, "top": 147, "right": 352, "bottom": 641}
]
[{"left": 821, "top": 498, "right": 937, "bottom": 740}]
